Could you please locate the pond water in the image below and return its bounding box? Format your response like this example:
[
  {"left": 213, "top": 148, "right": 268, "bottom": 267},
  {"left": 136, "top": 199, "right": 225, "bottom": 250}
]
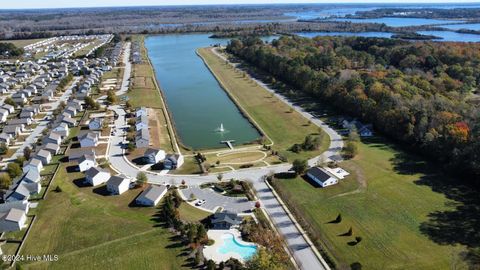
[
  {"left": 296, "top": 31, "right": 393, "bottom": 38},
  {"left": 145, "top": 34, "right": 266, "bottom": 150},
  {"left": 441, "top": 23, "right": 480, "bottom": 31},
  {"left": 418, "top": 31, "right": 480, "bottom": 42},
  {"left": 331, "top": 17, "right": 464, "bottom": 27}
]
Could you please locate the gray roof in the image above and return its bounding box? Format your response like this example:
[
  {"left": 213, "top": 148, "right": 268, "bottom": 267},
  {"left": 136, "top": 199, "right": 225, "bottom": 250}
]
[
  {"left": 307, "top": 167, "right": 335, "bottom": 184},
  {"left": 137, "top": 185, "right": 167, "bottom": 203},
  {"left": 78, "top": 154, "right": 95, "bottom": 164},
  {"left": 107, "top": 175, "right": 129, "bottom": 187},
  {"left": 85, "top": 167, "right": 109, "bottom": 178},
  {"left": 211, "top": 212, "right": 242, "bottom": 226},
  {"left": 4, "top": 208, "right": 24, "bottom": 222},
  {"left": 36, "top": 149, "right": 51, "bottom": 159}
]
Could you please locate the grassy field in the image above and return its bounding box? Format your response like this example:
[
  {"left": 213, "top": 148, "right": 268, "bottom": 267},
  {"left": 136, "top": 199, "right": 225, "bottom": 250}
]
[
  {"left": 273, "top": 137, "right": 470, "bottom": 269},
  {"left": 0, "top": 38, "right": 45, "bottom": 48},
  {"left": 178, "top": 202, "right": 211, "bottom": 223},
  {"left": 17, "top": 159, "right": 202, "bottom": 270},
  {"left": 197, "top": 48, "right": 329, "bottom": 162},
  {"left": 127, "top": 36, "right": 175, "bottom": 153}
]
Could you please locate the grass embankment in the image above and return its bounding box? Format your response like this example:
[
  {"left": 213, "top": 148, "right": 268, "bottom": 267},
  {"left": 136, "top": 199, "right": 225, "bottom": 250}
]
[
  {"left": 18, "top": 159, "right": 207, "bottom": 269},
  {"left": 273, "top": 137, "right": 469, "bottom": 269},
  {"left": 126, "top": 35, "right": 175, "bottom": 153},
  {"left": 197, "top": 48, "right": 329, "bottom": 162}
]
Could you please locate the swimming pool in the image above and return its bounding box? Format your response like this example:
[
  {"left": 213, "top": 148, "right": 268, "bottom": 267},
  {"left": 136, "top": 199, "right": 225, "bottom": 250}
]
[{"left": 218, "top": 233, "right": 257, "bottom": 260}]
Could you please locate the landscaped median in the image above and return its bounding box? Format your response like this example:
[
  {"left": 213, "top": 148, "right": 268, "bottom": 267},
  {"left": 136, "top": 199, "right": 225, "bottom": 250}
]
[{"left": 197, "top": 47, "right": 329, "bottom": 162}]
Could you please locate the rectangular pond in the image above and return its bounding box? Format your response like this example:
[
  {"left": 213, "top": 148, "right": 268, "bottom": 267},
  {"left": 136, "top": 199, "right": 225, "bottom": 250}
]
[{"left": 145, "top": 34, "right": 267, "bottom": 150}]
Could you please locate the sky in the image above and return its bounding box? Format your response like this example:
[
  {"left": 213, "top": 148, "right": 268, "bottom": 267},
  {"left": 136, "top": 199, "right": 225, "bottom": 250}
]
[{"left": 1, "top": 0, "right": 480, "bottom": 9}]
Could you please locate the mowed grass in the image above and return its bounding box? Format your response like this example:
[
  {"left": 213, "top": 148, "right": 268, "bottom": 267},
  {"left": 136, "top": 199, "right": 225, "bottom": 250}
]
[
  {"left": 19, "top": 162, "right": 192, "bottom": 270},
  {"left": 178, "top": 202, "right": 211, "bottom": 223},
  {"left": 197, "top": 48, "right": 329, "bottom": 161},
  {"left": 127, "top": 36, "right": 175, "bottom": 153},
  {"left": 274, "top": 137, "right": 469, "bottom": 269}
]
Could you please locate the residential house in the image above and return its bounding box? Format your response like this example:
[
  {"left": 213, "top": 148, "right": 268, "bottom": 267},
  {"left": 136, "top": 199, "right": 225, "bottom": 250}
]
[
  {"left": 136, "top": 107, "right": 148, "bottom": 118},
  {"left": 78, "top": 132, "right": 99, "bottom": 148},
  {"left": 2, "top": 126, "right": 19, "bottom": 137},
  {"left": 210, "top": 212, "right": 243, "bottom": 230},
  {"left": 52, "top": 122, "right": 69, "bottom": 138},
  {"left": 88, "top": 118, "right": 103, "bottom": 130},
  {"left": 163, "top": 154, "right": 184, "bottom": 170},
  {"left": 143, "top": 148, "right": 166, "bottom": 164},
  {"left": 78, "top": 155, "right": 96, "bottom": 172},
  {"left": 85, "top": 167, "right": 111, "bottom": 186},
  {"left": 43, "top": 132, "right": 62, "bottom": 145},
  {"left": 0, "top": 208, "right": 27, "bottom": 232},
  {"left": 306, "top": 167, "right": 339, "bottom": 188},
  {"left": 35, "top": 149, "right": 52, "bottom": 166},
  {"left": 136, "top": 185, "right": 167, "bottom": 206},
  {"left": 135, "top": 115, "right": 148, "bottom": 131},
  {"left": 43, "top": 143, "right": 60, "bottom": 155},
  {"left": 68, "top": 148, "right": 96, "bottom": 161},
  {"left": 2, "top": 104, "right": 14, "bottom": 114},
  {"left": 135, "top": 128, "right": 150, "bottom": 148},
  {"left": 22, "top": 158, "right": 43, "bottom": 175},
  {"left": 0, "top": 133, "right": 10, "bottom": 145},
  {"left": 106, "top": 175, "right": 130, "bottom": 195}
]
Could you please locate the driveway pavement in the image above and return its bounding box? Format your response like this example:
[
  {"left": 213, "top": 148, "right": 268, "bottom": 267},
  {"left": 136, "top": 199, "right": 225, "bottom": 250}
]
[{"left": 180, "top": 186, "right": 254, "bottom": 213}]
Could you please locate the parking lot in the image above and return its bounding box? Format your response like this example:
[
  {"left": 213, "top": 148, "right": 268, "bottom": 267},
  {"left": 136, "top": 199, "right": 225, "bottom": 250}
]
[{"left": 179, "top": 186, "right": 254, "bottom": 214}]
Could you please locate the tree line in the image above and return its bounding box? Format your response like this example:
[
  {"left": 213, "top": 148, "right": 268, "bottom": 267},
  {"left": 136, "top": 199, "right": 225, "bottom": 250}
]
[{"left": 227, "top": 36, "right": 480, "bottom": 183}]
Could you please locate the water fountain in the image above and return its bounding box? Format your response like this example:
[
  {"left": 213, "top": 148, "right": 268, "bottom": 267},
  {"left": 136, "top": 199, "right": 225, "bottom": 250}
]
[{"left": 219, "top": 123, "right": 224, "bottom": 133}]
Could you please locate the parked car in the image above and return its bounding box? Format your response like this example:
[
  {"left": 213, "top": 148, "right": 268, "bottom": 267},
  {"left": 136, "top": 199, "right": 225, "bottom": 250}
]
[{"left": 195, "top": 199, "right": 206, "bottom": 206}]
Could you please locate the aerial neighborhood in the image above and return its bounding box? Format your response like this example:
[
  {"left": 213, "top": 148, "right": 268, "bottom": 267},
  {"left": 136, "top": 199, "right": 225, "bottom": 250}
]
[{"left": 0, "top": 2, "right": 478, "bottom": 270}]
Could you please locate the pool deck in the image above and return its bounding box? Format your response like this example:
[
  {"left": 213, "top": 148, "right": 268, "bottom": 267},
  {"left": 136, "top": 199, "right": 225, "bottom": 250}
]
[{"left": 203, "top": 229, "right": 257, "bottom": 263}]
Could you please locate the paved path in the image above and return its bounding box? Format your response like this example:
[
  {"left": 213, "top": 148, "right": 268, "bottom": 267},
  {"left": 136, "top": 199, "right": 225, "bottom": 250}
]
[
  {"left": 106, "top": 48, "right": 345, "bottom": 270},
  {"left": 116, "top": 42, "right": 131, "bottom": 96}
]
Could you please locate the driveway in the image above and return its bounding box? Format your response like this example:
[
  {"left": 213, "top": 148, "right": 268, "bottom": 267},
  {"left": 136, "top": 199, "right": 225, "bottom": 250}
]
[{"left": 179, "top": 186, "right": 254, "bottom": 213}]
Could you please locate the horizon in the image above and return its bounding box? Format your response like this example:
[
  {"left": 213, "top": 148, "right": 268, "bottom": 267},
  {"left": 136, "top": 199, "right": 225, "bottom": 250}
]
[{"left": 2, "top": 0, "right": 480, "bottom": 10}]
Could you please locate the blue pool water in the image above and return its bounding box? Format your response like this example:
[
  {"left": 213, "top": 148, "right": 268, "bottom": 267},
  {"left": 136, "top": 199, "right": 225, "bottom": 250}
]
[{"left": 218, "top": 234, "right": 257, "bottom": 260}]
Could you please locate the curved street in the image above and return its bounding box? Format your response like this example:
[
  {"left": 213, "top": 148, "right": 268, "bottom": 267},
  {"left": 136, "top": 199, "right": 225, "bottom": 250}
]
[{"left": 106, "top": 46, "right": 343, "bottom": 270}]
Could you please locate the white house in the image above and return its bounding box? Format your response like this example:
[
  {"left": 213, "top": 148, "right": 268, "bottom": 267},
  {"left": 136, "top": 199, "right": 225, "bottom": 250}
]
[
  {"left": 0, "top": 208, "right": 27, "bottom": 232},
  {"left": 85, "top": 167, "right": 111, "bottom": 186},
  {"left": 135, "top": 115, "right": 148, "bottom": 131},
  {"left": 22, "top": 158, "right": 43, "bottom": 175},
  {"left": 135, "top": 107, "right": 148, "bottom": 118},
  {"left": 23, "top": 170, "right": 41, "bottom": 184},
  {"left": 143, "top": 148, "right": 166, "bottom": 164},
  {"left": 306, "top": 167, "right": 338, "bottom": 188},
  {"left": 35, "top": 149, "right": 52, "bottom": 166},
  {"left": 106, "top": 175, "right": 130, "bottom": 195},
  {"left": 163, "top": 154, "right": 184, "bottom": 170},
  {"left": 78, "top": 155, "right": 96, "bottom": 172},
  {"left": 43, "top": 132, "right": 62, "bottom": 145},
  {"left": 52, "top": 123, "right": 69, "bottom": 138},
  {"left": 43, "top": 143, "right": 60, "bottom": 155},
  {"left": 88, "top": 118, "right": 103, "bottom": 130},
  {"left": 136, "top": 185, "right": 167, "bottom": 206},
  {"left": 78, "top": 132, "right": 99, "bottom": 148}
]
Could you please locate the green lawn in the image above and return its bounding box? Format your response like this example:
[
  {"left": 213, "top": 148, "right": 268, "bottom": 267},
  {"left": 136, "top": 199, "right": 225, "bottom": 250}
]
[
  {"left": 273, "top": 137, "right": 470, "bottom": 269},
  {"left": 178, "top": 202, "right": 211, "bottom": 223},
  {"left": 197, "top": 48, "right": 329, "bottom": 162},
  {"left": 18, "top": 161, "right": 193, "bottom": 270}
]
